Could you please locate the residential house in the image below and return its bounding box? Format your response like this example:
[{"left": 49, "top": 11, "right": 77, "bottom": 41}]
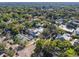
[
  {"left": 28, "top": 27, "right": 44, "bottom": 37},
  {"left": 0, "top": 53, "right": 7, "bottom": 57},
  {"left": 70, "top": 39, "right": 79, "bottom": 46},
  {"left": 56, "top": 18, "right": 67, "bottom": 25},
  {"left": 56, "top": 19, "right": 64, "bottom": 25},
  {"left": 56, "top": 34, "right": 64, "bottom": 40},
  {"left": 0, "top": 36, "right": 6, "bottom": 42},
  {"left": 72, "top": 20, "right": 79, "bottom": 26},
  {"left": 16, "top": 34, "right": 33, "bottom": 41},
  {"left": 67, "top": 20, "right": 79, "bottom": 29},
  {"left": 73, "top": 28, "right": 79, "bottom": 35},
  {"left": 56, "top": 33, "right": 72, "bottom": 41},
  {"left": 59, "top": 25, "right": 74, "bottom": 33},
  {"left": 62, "top": 33, "right": 72, "bottom": 41},
  {"left": 66, "top": 22, "right": 77, "bottom": 30}
]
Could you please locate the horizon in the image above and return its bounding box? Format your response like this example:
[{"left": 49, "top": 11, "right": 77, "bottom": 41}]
[{"left": 0, "top": 2, "right": 79, "bottom": 7}]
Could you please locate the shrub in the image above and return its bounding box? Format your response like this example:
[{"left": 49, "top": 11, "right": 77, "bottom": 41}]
[{"left": 5, "top": 49, "right": 15, "bottom": 57}]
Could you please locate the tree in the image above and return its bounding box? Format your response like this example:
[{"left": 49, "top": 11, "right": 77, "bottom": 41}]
[
  {"left": 33, "top": 39, "right": 73, "bottom": 57},
  {"left": 0, "top": 21, "right": 6, "bottom": 29},
  {"left": 64, "top": 48, "right": 77, "bottom": 57},
  {"left": 0, "top": 43, "right": 6, "bottom": 51},
  {"left": 13, "top": 37, "right": 21, "bottom": 44},
  {"left": 74, "top": 45, "right": 79, "bottom": 56},
  {"left": 8, "top": 20, "right": 25, "bottom": 34},
  {"left": 13, "top": 36, "right": 27, "bottom": 47},
  {"left": 41, "top": 28, "right": 50, "bottom": 39}
]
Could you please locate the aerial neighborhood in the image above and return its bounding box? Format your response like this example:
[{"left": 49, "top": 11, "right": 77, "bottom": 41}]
[{"left": 0, "top": 2, "right": 79, "bottom": 57}]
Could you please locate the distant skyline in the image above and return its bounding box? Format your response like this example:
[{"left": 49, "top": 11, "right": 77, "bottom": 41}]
[{"left": 0, "top": 2, "right": 79, "bottom": 7}]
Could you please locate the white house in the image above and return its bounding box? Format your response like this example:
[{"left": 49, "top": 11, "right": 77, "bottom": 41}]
[
  {"left": 16, "top": 34, "right": 33, "bottom": 41},
  {"left": 56, "top": 34, "right": 66, "bottom": 41},
  {"left": 70, "top": 39, "right": 79, "bottom": 46},
  {"left": 28, "top": 27, "right": 44, "bottom": 36},
  {"left": 73, "top": 28, "right": 79, "bottom": 35},
  {"left": 59, "top": 25, "right": 74, "bottom": 33},
  {"left": 0, "top": 36, "right": 6, "bottom": 42},
  {"left": 56, "top": 33, "right": 72, "bottom": 41},
  {"left": 62, "top": 33, "right": 72, "bottom": 41},
  {"left": 56, "top": 18, "right": 64, "bottom": 24}
]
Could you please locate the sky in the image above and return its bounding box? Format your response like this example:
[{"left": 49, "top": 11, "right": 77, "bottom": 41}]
[{"left": 0, "top": 0, "right": 79, "bottom": 2}]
